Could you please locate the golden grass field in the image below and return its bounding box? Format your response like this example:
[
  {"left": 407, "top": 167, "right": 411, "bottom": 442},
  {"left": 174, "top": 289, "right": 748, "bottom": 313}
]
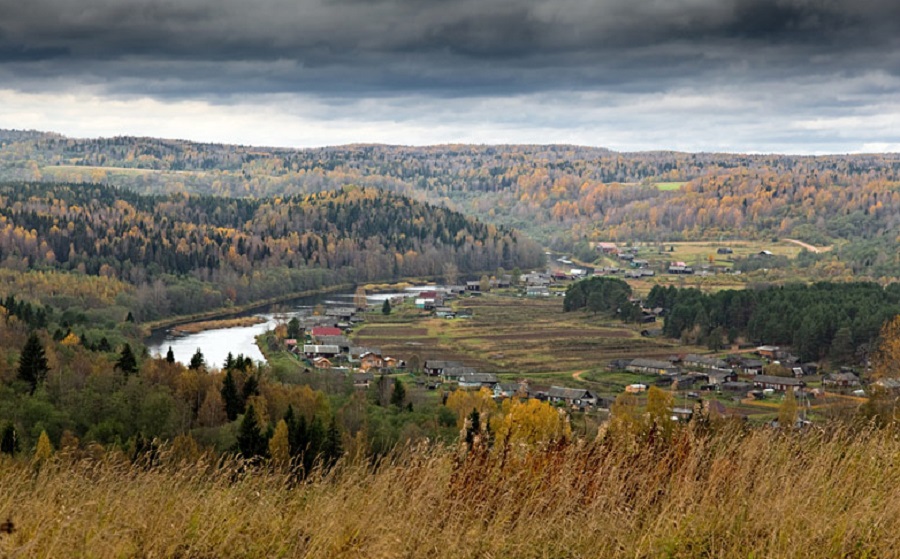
[{"left": 2, "top": 422, "right": 899, "bottom": 558}]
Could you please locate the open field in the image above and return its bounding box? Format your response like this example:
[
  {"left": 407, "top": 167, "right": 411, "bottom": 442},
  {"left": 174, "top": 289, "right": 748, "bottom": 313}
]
[
  {"left": 654, "top": 181, "right": 685, "bottom": 191},
  {"left": 353, "top": 294, "right": 690, "bottom": 385},
  {"left": 42, "top": 164, "right": 201, "bottom": 177},
  {"left": 351, "top": 291, "right": 867, "bottom": 422}
]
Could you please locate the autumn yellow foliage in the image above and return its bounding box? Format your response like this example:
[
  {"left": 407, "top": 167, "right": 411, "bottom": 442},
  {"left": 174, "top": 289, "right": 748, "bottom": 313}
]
[{"left": 492, "top": 398, "right": 571, "bottom": 446}]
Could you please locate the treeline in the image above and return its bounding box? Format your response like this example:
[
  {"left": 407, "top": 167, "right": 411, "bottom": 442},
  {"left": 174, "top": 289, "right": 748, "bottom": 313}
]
[
  {"left": 0, "top": 182, "right": 543, "bottom": 321},
  {"left": 563, "top": 277, "right": 644, "bottom": 322},
  {"left": 4, "top": 131, "right": 900, "bottom": 274},
  {"left": 647, "top": 282, "right": 900, "bottom": 363}
]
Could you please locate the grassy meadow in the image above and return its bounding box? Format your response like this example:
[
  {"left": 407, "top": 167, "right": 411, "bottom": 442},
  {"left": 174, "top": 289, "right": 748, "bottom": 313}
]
[{"left": 2, "top": 423, "right": 899, "bottom": 558}]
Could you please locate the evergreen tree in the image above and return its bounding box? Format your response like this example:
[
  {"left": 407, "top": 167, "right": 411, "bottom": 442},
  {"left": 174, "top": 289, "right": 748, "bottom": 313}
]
[
  {"left": 382, "top": 299, "right": 392, "bottom": 315},
  {"left": 189, "top": 348, "right": 205, "bottom": 370},
  {"left": 323, "top": 415, "right": 343, "bottom": 467},
  {"left": 125, "top": 311, "right": 135, "bottom": 323},
  {"left": 221, "top": 370, "right": 243, "bottom": 421},
  {"left": 0, "top": 423, "right": 19, "bottom": 456},
  {"left": 304, "top": 416, "right": 325, "bottom": 472},
  {"left": 290, "top": 411, "right": 309, "bottom": 460},
  {"left": 18, "top": 332, "right": 49, "bottom": 394},
  {"left": 286, "top": 318, "right": 301, "bottom": 340},
  {"left": 165, "top": 346, "right": 175, "bottom": 364},
  {"left": 98, "top": 337, "right": 112, "bottom": 352},
  {"left": 115, "top": 343, "right": 139, "bottom": 375},
  {"left": 224, "top": 351, "right": 235, "bottom": 370},
  {"left": 242, "top": 374, "right": 259, "bottom": 401},
  {"left": 237, "top": 404, "right": 267, "bottom": 459},
  {"left": 390, "top": 378, "right": 406, "bottom": 408}
]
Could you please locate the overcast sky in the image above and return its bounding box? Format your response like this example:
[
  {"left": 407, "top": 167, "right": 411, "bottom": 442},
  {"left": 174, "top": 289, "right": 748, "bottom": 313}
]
[{"left": 1, "top": 0, "right": 899, "bottom": 153}]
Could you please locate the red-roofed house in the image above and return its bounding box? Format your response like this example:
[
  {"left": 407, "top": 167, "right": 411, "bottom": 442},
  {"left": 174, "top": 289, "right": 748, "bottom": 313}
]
[{"left": 311, "top": 326, "right": 342, "bottom": 338}]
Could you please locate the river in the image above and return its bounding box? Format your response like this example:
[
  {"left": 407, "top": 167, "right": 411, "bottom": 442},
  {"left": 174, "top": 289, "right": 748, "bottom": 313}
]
[{"left": 146, "top": 288, "right": 424, "bottom": 368}]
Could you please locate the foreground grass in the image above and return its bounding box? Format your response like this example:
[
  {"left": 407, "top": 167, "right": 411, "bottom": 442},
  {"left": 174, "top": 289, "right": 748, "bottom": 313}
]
[{"left": 2, "top": 423, "right": 899, "bottom": 558}]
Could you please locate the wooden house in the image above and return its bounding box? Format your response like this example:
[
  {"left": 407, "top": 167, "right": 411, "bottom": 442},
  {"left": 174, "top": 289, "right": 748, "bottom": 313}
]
[
  {"left": 626, "top": 358, "right": 680, "bottom": 376},
  {"left": 311, "top": 356, "right": 332, "bottom": 369},
  {"left": 752, "top": 375, "right": 806, "bottom": 392},
  {"left": 424, "top": 360, "right": 464, "bottom": 377},
  {"left": 303, "top": 344, "right": 340, "bottom": 359},
  {"left": 359, "top": 352, "right": 385, "bottom": 371},
  {"left": 353, "top": 372, "right": 375, "bottom": 388},
  {"left": 458, "top": 373, "right": 499, "bottom": 389},
  {"left": 547, "top": 386, "right": 598, "bottom": 408}
]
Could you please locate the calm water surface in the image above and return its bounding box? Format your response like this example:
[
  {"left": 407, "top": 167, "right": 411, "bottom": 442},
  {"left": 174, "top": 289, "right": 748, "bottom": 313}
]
[{"left": 146, "top": 289, "right": 419, "bottom": 368}]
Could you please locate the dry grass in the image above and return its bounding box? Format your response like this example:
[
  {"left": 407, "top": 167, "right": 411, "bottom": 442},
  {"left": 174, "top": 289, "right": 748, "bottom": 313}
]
[{"left": 2, "top": 423, "right": 900, "bottom": 558}]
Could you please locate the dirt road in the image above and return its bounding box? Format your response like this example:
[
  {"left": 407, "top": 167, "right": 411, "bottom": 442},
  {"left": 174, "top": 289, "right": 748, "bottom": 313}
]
[{"left": 783, "top": 238, "right": 831, "bottom": 254}]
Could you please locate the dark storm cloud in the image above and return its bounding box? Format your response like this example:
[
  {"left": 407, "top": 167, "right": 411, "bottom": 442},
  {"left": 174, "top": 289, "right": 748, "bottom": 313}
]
[{"left": 0, "top": 0, "right": 897, "bottom": 99}]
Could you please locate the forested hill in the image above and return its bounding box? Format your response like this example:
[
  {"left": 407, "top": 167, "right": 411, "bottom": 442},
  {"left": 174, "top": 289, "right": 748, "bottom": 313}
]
[
  {"left": 3, "top": 130, "right": 900, "bottom": 268},
  {"left": 0, "top": 182, "right": 543, "bottom": 320}
]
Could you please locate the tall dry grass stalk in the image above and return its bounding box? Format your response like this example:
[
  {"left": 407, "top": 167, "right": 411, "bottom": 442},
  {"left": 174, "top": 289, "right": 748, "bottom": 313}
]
[{"left": 1, "top": 422, "right": 900, "bottom": 558}]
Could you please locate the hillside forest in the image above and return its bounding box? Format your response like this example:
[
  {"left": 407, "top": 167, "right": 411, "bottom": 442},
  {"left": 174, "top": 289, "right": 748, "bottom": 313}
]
[{"left": 1, "top": 130, "right": 899, "bottom": 277}]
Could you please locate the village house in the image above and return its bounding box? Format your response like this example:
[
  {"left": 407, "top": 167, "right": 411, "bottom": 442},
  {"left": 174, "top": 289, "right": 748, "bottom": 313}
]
[
  {"left": 424, "top": 360, "right": 464, "bottom": 377},
  {"left": 716, "top": 247, "right": 734, "bottom": 254},
  {"left": 546, "top": 386, "right": 598, "bottom": 408},
  {"left": 823, "top": 372, "right": 860, "bottom": 388},
  {"left": 737, "top": 358, "right": 765, "bottom": 375},
  {"left": 303, "top": 344, "right": 340, "bottom": 359},
  {"left": 704, "top": 369, "right": 738, "bottom": 385},
  {"left": 752, "top": 375, "right": 806, "bottom": 392},
  {"left": 874, "top": 378, "right": 900, "bottom": 392},
  {"left": 325, "top": 307, "right": 357, "bottom": 321},
  {"left": 596, "top": 242, "right": 619, "bottom": 254},
  {"left": 311, "top": 356, "right": 332, "bottom": 369},
  {"left": 310, "top": 326, "right": 343, "bottom": 339},
  {"left": 682, "top": 354, "right": 730, "bottom": 371},
  {"left": 316, "top": 335, "right": 351, "bottom": 354},
  {"left": 458, "top": 373, "right": 499, "bottom": 389},
  {"left": 382, "top": 356, "right": 401, "bottom": 369},
  {"left": 720, "top": 381, "right": 754, "bottom": 396},
  {"left": 667, "top": 262, "right": 694, "bottom": 274},
  {"left": 349, "top": 346, "right": 380, "bottom": 362},
  {"left": 626, "top": 358, "right": 680, "bottom": 376},
  {"left": 526, "top": 286, "right": 550, "bottom": 297},
  {"left": 756, "top": 345, "right": 784, "bottom": 359},
  {"left": 434, "top": 306, "right": 455, "bottom": 318},
  {"left": 493, "top": 382, "right": 527, "bottom": 399},
  {"left": 359, "top": 351, "right": 385, "bottom": 371},
  {"left": 522, "top": 272, "right": 551, "bottom": 287},
  {"left": 442, "top": 366, "right": 479, "bottom": 382},
  {"left": 625, "top": 383, "right": 647, "bottom": 393},
  {"left": 465, "top": 281, "right": 482, "bottom": 292},
  {"left": 352, "top": 372, "right": 375, "bottom": 388}
]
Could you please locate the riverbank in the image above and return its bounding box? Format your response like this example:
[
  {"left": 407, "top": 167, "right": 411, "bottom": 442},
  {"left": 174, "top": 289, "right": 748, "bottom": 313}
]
[
  {"left": 142, "top": 283, "right": 354, "bottom": 333},
  {"left": 169, "top": 316, "right": 267, "bottom": 335}
]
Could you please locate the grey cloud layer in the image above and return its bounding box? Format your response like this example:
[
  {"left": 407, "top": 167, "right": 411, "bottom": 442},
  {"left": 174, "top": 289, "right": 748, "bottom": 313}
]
[{"left": 1, "top": 0, "right": 898, "bottom": 98}]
